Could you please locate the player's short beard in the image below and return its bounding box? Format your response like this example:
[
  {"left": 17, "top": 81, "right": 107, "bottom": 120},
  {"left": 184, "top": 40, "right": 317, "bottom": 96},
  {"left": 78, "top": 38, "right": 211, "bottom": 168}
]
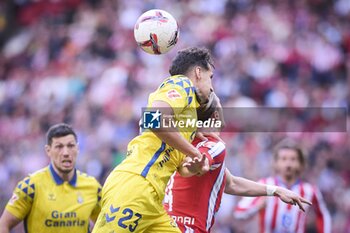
[
  {"left": 56, "top": 165, "right": 74, "bottom": 174},
  {"left": 284, "top": 168, "right": 296, "bottom": 181},
  {"left": 284, "top": 173, "right": 294, "bottom": 181}
]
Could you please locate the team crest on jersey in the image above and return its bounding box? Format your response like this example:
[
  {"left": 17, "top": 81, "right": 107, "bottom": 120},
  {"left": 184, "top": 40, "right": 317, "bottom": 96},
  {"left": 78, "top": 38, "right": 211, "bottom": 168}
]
[
  {"left": 48, "top": 193, "right": 56, "bottom": 201},
  {"left": 77, "top": 192, "right": 84, "bottom": 204},
  {"left": 282, "top": 213, "right": 293, "bottom": 228},
  {"left": 167, "top": 89, "right": 181, "bottom": 100},
  {"left": 9, "top": 193, "right": 19, "bottom": 205}
]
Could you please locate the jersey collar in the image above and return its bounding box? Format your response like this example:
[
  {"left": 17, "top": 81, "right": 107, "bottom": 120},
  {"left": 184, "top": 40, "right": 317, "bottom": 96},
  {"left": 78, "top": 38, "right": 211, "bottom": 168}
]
[
  {"left": 276, "top": 176, "right": 300, "bottom": 189},
  {"left": 49, "top": 164, "right": 77, "bottom": 187}
]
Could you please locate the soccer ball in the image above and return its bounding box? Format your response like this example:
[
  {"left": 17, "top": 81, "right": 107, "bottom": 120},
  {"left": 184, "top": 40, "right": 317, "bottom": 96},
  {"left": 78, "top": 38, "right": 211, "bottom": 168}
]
[{"left": 134, "top": 9, "right": 179, "bottom": 55}]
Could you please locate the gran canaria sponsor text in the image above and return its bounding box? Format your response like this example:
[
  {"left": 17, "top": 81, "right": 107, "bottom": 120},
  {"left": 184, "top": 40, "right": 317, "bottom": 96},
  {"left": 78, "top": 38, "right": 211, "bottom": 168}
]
[{"left": 45, "top": 211, "right": 86, "bottom": 227}]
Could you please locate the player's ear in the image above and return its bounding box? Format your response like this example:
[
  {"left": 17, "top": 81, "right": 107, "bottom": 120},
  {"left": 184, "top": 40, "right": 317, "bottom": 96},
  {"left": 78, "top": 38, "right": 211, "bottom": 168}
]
[
  {"left": 213, "top": 110, "right": 219, "bottom": 120},
  {"left": 45, "top": 145, "right": 51, "bottom": 157},
  {"left": 194, "top": 66, "right": 201, "bottom": 80}
]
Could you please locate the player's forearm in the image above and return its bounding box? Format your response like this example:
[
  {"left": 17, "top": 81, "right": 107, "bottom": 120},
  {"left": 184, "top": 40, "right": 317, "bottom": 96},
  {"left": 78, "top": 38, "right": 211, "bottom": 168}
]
[
  {"left": 225, "top": 176, "right": 268, "bottom": 196},
  {"left": 150, "top": 100, "right": 201, "bottom": 158}
]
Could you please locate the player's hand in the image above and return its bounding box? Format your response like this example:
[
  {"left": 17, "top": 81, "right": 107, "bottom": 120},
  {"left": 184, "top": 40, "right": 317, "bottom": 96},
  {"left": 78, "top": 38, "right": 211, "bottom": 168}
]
[
  {"left": 274, "top": 187, "right": 312, "bottom": 212},
  {"left": 191, "top": 149, "right": 203, "bottom": 161},
  {"left": 195, "top": 131, "right": 207, "bottom": 141},
  {"left": 182, "top": 154, "right": 210, "bottom": 176}
]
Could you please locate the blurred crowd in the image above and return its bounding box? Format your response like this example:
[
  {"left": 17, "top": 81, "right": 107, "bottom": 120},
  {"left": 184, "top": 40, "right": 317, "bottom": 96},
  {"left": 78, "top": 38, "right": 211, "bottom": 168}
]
[{"left": 0, "top": 0, "right": 349, "bottom": 232}]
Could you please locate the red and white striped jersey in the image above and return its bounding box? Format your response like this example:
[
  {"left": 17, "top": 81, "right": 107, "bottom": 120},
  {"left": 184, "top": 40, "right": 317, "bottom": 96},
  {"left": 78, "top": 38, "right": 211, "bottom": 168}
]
[
  {"left": 164, "top": 136, "right": 226, "bottom": 233},
  {"left": 234, "top": 176, "right": 331, "bottom": 233}
]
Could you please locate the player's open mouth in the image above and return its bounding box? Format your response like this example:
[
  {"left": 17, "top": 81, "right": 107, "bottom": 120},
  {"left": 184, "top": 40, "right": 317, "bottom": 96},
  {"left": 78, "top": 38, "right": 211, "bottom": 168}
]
[{"left": 62, "top": 161, "right": 72, "bottom": 166}]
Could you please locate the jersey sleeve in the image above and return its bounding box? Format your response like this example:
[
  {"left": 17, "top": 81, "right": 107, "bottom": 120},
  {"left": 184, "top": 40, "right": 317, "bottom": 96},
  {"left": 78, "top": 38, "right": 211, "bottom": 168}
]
[
  {"left": 312, "top": 186, "right": 331, "bottom": 233},
  {"left": 5, "top": 176, "right": 35, "bottom": 220},
  {"left": 150, "top": 81, "right": 192, "bottom": 116},
  {"left": 90, "top": 181, "right": 102, "bottom": 222},
  {"left": 197, "top": 140, "right": 226, "bottom": 170}
]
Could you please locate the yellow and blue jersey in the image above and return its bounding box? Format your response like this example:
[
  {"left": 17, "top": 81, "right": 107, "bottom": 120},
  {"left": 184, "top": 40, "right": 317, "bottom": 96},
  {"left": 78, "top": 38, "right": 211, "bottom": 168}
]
[
  {"left": 5, "top": 164, "right": 101, "bottom": 233},
  {"left": 115, "top": 75, "right": 199, "bottom": 201}
]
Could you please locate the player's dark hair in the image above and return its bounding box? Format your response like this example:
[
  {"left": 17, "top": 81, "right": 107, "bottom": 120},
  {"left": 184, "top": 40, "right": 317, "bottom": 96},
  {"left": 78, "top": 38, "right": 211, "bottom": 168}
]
[
  {"left": 273, "top": 138, "right": 305, "bottom": 167},
  {"left": 46, "top": 123, "right": 77, "bottom": 145},
  {"left": 169, "top": 47, "right": 214, "bottom": 76}
]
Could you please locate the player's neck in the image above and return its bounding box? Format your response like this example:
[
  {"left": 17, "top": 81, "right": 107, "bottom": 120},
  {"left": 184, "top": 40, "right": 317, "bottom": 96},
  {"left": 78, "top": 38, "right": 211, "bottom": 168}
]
[
  {"left": 52, "top": 165, "right": 75, "bottom": 182},
  {"left": 60, "top": 171, "right": 74, "bottom": 182},
  {"left": 280, "top": 175, "right": 298, "bottom": 187}
]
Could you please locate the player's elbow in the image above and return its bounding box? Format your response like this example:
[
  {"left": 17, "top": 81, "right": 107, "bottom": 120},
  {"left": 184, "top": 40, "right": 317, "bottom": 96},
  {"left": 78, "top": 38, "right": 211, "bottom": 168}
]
[
  {"left": 224, "top": 175, "right": 242, "bottom": 195},
  {"left": 0, "top": 211, "right": 22, "bottom": 233}
]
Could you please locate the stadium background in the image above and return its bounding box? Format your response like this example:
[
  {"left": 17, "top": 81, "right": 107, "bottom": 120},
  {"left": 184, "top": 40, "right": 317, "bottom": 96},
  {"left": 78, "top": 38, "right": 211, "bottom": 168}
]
[{"left": 0, "top": 0, "right": 349, "bottom": 232}]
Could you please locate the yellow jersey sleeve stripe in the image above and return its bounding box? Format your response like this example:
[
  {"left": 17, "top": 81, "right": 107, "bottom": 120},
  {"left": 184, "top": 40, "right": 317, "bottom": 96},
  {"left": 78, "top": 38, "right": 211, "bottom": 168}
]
[
  {"left": 18, "top": 177, "right": 35, "bottom": 200},
  {"left": 141, "top": 142, "right": 166, "bottom": 177}
]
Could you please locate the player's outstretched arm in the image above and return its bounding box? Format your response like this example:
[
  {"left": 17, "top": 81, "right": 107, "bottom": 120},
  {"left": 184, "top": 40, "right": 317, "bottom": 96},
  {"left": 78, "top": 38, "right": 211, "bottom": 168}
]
[
  {"left": 224, "top": 169, "right": 312, "bottom": 212},
  {"left": 0, "top": 210, "right": 21, "bottom": 233},
  {"left": 151, "top": 100, "right": 202, "bottom": 159},
  {"left": 224, "top": 169, "right": 270, "bottom": 197}
]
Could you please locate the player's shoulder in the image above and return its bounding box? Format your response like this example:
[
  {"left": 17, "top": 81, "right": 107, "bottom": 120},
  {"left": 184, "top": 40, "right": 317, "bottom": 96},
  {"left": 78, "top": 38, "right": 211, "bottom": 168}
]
[
  {"left": 22, "top": 166, "right": 50, "bottom": 184},
  {"left": 159, "top": 75, "right": 195, "bottom": 93},
  {"left": 152, "top": 75, "right": 196, "bottom": 107},
  {"left": 76, "top": 170, "right": 101, "bottom": 187},
  {"left": 161, "top": 75, "right": 194, "bottom": 87},
  {"left": 194, "top": 136, "right": 226, "bottom": 159},
  {"left": 13, "top": 167, "right": 48, "bottom": 199}
]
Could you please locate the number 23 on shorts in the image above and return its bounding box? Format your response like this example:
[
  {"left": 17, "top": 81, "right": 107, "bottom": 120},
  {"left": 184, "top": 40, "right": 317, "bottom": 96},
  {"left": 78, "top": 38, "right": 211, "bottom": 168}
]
[{"left": 106, "top": 205, "right": 143, "bottom": 232}]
